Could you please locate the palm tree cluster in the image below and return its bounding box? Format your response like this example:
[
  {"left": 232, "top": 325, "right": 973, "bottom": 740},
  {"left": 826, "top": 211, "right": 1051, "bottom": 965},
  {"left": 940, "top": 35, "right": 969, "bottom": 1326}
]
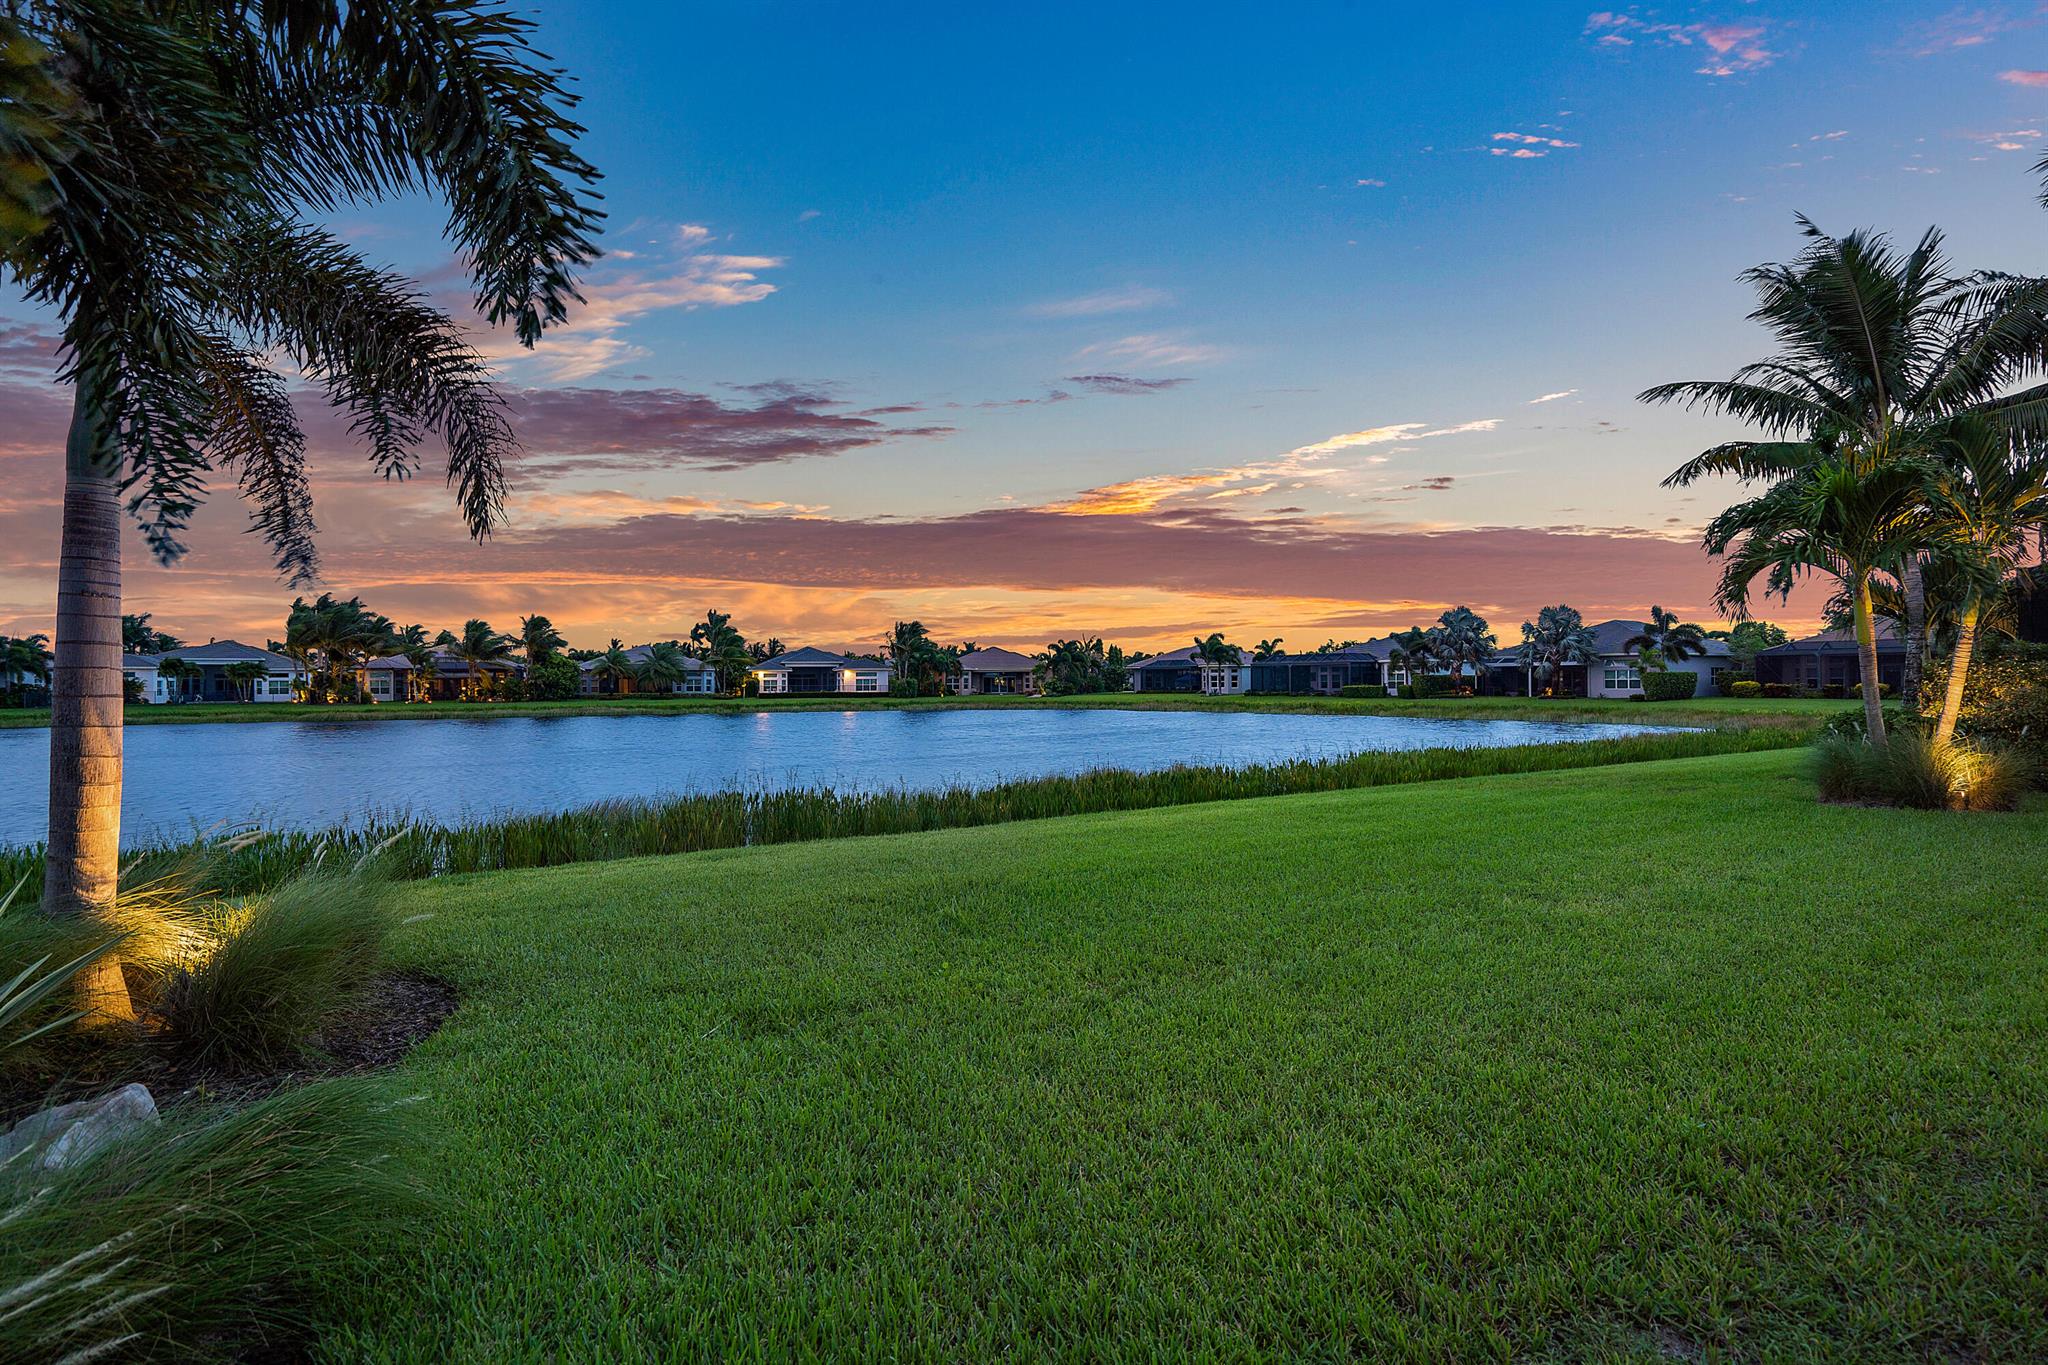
[
  {"left": 1645, "top": 218, "right": 2048, "bottom": 748},
  {"left": 1622, "top": 605, "right": 1708, "bottom": 673},
  {"left": 1040, "top": 638, "right": 1130, "bottom": 695},
  {"left": 1, "top": 632, "right": 52, "bottom": 704},
  {"left": 1516, "top": 605, "right": 1599, "bottom": 697},
  {"left": 120, "top": 613, "right": 181, "bottom": 654},
  {"left": 6, "top": 0, "right": 602, "bottom": 939},
  {"left": 883, "top": 620, "right": 968, "bottom": 695},
  {"left": 284, "top": 593, "right": 401, "bottom": 702}
]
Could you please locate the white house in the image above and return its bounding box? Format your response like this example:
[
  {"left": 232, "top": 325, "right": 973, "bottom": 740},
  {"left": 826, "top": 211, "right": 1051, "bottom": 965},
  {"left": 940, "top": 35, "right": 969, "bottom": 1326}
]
[
  {"left": 1483, "top": 620, "right": 1734, "bottom": 698},
  {"left": 951, "top": 647, "right": 1040, "bottom": 695},
  {"left": 128, "top": 640, "right": 306, "bottom": 704},
  {"left": 577, "top": 645, "right": 721, "bottom": 696},
  {"left": 748, "top": 647, "right": 893, "bottom": 695}
]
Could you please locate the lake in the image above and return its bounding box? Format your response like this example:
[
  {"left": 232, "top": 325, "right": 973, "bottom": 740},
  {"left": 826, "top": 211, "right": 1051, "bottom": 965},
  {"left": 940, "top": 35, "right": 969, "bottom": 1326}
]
[{"left": 0, "top": 708, "right": 1693, "bottom": 847}]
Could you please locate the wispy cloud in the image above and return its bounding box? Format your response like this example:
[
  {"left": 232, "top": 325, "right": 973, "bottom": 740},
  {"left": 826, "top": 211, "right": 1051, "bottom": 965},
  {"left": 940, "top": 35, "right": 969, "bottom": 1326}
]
[
  {"left": 1810, "top": 130, "right": 1849, "bottom": 142},
  {"left": 1585, "top": 13, "right": 1780, "bottom": 76},
  {"left": 1025, "top": 285, "right": 1173, "bottom": 318},
  {"left": 2000, "top": 68, "right": 2048, "bottom": 86},
  {"left": 1355, "top": 177, "right": 1388, "bottom": 187},
  {"left": 1900, "top": 9, "right": 2042, "bottom": 58},
  {"left": 1062, "top": 373, "right": 1191, "bottom": 395},
  {"left": 1969, "top": 126, "right": 2042, "bottom": 151},
  {"left": 1527, "top": 389, "right": 1578, "bottom": 405},
  {"left": 1078, "top": 333, "right": 1226, "bottom": 367}
]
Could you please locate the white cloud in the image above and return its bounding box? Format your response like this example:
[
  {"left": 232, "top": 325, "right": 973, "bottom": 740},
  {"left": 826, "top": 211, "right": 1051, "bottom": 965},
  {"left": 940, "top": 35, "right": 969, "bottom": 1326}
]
[
  {"left": 1527, "top": 389, "right": 1578, "bottom": 404},
  {"left": 1026, "top": 285, "right": 1173, "bottom": 318},
  {"left": 1078, "top": 333, "right": 1225, "bottom": 367},
  {"left": 1355, "top": 177, "right": 1388, "bottom": 188}
]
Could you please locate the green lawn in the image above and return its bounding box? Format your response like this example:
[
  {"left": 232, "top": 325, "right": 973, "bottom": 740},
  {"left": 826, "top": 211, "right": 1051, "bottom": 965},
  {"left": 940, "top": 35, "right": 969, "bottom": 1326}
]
[
  {"left": 326, "top": 749, "right": 2048, "bottom": 1361},
  {"left": 0, "top": 691, "right": 1850, "bottom": 731}
]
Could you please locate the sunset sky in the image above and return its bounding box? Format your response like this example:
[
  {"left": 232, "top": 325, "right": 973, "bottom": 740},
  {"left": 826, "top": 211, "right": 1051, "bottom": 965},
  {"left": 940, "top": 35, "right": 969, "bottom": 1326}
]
[{"left": 5, "top": 2, "right": 2048, "bottom": 653}]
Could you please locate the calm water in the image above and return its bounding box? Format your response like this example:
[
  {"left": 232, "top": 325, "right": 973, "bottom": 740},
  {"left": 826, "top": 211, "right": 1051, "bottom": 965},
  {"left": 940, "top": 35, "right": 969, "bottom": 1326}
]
[{"left": 0, "top": 708, "right": 1691, "bottom": 847}]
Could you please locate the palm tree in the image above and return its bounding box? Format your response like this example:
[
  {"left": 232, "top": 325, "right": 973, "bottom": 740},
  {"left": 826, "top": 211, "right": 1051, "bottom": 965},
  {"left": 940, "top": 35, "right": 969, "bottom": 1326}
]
[
  {"left": 1, "top": 633, "right": 52, "bottom": 705},
  {"left": 448, "top": 619, "right": 516, "bottom": 701},
  {"left": 285, "top": 593, "right": 398, "bottom": 702},
  {"left": 1190, "top": 632, "right": 1242, "bottom": 692},
  {"left": 1517, "top": 605, "right": 1600, "bottom": 698},
  {"left": 885, "top": 620, "right": 939, "bottom": 695},
  {"left": 393, "top": 624, "right": 436, "bottom": 701},
  {"left": 592, "top": 639, "right": 634, "bottom": 696},
  {"left": 1918, "top": 420, "right": 2048, "bottom": 742},
  {"left": 119, "top": 613, "right": 179, "bottom": 654},
  {"left": 156, "top": 656, "right": 201, "bottom": 703},
  {"left": 1623, "top": 606, "right": 1708, "bottom": 674},
  {"left": 1427, "top": 607, "right": 1496, "bottom": 694},
  {"left": 1643, "top": 218, "right": 2048, "bottom": 710},
  {"left": 519, "top": 614, "right": 566, "bottom": 668},
  {"left": 691, "top": 610, "right": 749, "bottom": 692},
  {"left": 11, "top": 2, "right": 600, "bottom": 960},
  {"left": 1387, "top": 626, "right": 1433, "bottom": 689},
  {"left": 1253, "top": 638, "right": 1285, "bottom": 660},
  {"left": 633, "top": 640, "right": 691, "bottom": 694},
  {"left": 1698, "top": 449, "right": 1938, "bottom": 745},
  {"left": 222, "top": 659, "right": 266, "bottom": 702}
]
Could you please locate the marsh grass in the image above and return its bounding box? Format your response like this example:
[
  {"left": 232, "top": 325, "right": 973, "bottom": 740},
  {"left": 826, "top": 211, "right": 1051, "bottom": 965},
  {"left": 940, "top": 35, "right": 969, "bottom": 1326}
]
[
  {"left": 0, "top": 1078, "right": 422, "bottom": 1363},
  {"left": 2, "top": 727, "right": 1802, "bottom": 899},
  {"left": 1811, "top": 731, "right": 2032, "bottom": 811}
]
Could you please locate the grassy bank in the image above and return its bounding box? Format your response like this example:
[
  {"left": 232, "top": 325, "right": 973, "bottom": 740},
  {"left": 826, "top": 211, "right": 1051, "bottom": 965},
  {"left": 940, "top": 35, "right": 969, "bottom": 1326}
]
[
  {"left": 0, "top": 692, "right": 1851, "bottom": 732},
  {"left": 323, "top": 748, "right": 2048, "bottom": 1359},
  {"left": 0, "top": 727, "right": 1803, "bottom": 901}
]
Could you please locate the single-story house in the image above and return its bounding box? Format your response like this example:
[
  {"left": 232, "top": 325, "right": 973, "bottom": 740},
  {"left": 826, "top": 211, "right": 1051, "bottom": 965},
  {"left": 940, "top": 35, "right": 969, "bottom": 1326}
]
[
  {"left": 130, "top": 640, "right": 305, "bottom": 703},
  {"left": 1754, "top": 628, "right": 1907, "bottom": 693},
  {"left": 1481, "top": 619, "right": 1735, "bottom": 698},
  {"left": 577, "top": 645, "right": 720, "bottom": 696},
  {"left": 364, "top": 651, "right": 523, "bottom": 702},
  {"left": 1132, "top": 643, "right": 1389, "bottom": 695},
  {"left": 748, "top": 647, "right": 894, "bottom": 695},
  {"left": 952, "top": 647, "right": 1040, "bottom": 695}
]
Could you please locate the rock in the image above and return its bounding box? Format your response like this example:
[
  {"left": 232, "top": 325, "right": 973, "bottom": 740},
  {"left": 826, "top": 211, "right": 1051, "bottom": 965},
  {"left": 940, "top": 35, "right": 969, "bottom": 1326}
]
[{"left": 1, "top": 1083, "right": 159, "bottom": 1171}]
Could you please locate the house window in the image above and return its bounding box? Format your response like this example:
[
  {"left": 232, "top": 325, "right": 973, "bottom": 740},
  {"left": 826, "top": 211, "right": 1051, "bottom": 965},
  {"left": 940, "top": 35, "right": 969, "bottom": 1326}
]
[
  {"left": 1602, "top": 664, "right": 1642, "bottom": 691},
  {"left": 758, "top": 673, "right": 786, "bottom": 694},
  {"left": 853, "top": 673, "right": 882, "bottom": 693},
  {"left": 368, "top": 674, "right": 392, "bottom": 699}
]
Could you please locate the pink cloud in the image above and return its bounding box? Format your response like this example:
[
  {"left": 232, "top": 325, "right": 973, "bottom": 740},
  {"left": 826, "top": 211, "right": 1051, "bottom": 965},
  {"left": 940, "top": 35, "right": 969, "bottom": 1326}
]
[{"left": 2000, "top": 69, "right": 2048, "bottom": 86}]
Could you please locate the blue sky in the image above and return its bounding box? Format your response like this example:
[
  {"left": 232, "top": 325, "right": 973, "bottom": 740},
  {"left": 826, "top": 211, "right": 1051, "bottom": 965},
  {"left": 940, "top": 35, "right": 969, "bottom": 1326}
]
[{"left": 6, "top": 1, "right": 2048, "bottom": 648}]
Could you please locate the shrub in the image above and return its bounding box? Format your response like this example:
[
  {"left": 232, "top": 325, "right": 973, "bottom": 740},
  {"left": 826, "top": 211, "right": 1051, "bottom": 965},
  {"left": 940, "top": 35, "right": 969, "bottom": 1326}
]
[
  {"left": 1820, "top": 683, "right": 1846, "bottom": 699},
  {"left": 1728, "top": 680, "right": 1762, "bottom": 699},
  {"left": 1641, "top": 670, "right": 1698, "bottom": 702},
  {"left": 1336, "top": 684, "right": 1377, "bottom": 699},
  {"left": 0, "top": 1079, "right": 419, "bottom": 1362},
  {"left": 151, "top": 874, "right": 394, "bottom": 1068},
  {"left": 1763, "top": 683, "right": 1795, "bottom": 698},
  {"left": 1809, "top": 731, "right": 2031, "bottom": 811},
  {"left": 1923, "top": 652, "right": 2048, "bottom": 770},
  {"left": 1850, "top": 681, "right": 1893, "bottom": 699},
  {"left": 888, "top": 678, "right": 923, "bottom": 699},
  {"left": 525, "top": 654, "right": 581, "bottom": 702}
]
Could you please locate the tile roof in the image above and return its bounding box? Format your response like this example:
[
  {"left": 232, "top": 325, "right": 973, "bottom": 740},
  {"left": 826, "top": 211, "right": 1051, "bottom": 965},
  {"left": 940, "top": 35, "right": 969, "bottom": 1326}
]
[
  {"left": 750, "top": 647, "right": 888, "bottom": 670},
  {"left": 158, "top": 640, "right": 299, "bottom": 669},
  {"left": 956, "top": 647, "right": 1038, "bottom": 672}
]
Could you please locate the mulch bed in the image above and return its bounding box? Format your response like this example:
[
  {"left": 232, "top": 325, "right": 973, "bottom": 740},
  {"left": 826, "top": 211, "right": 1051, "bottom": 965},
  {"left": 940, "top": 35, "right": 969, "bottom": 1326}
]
[{"left": 1, "top": 970, "right": 458, "bottom": 1123}]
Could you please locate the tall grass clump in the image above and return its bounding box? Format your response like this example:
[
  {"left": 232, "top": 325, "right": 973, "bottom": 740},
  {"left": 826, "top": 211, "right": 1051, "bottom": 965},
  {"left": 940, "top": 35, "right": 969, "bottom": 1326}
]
[
  {"left": 0, "top": 1078, "right": 421, "bottom": 1363},
  {"left": 1810, "top": 731, "right": 2032, "bottom": 812},
  {"left": 0, "top": 729, "right": 1805, "bottom": 897},
  {"left": 150, "top": 873, "right": 394, "bottom": 1069}
]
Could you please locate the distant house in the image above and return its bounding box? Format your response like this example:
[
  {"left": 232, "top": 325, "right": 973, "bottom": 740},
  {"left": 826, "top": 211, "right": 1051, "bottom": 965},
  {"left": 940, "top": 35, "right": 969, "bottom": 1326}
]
[
  {"left": 128, "top": 640, "right": 306, "bottom": 704},
  {"left": 1129, "top": 644, "right": 1387, "bottom": 695},
  {"left": 1754, "top": 628, "right": 1907, "bottom": 693},
  {"left": 365, "top": 651, "right": 523, "bottom": 702},
  {"left": 1482, "top": 619, "right": 1735, "bottom": 698},
  {"left": 748, "top": 647, "right": 894, "bottom": 695},
  {"left": 952, "top": 647, "right": 1040, "bottom": 695},
  {"left": 576, "top": 645, "right": 719, "bottom": 696}
]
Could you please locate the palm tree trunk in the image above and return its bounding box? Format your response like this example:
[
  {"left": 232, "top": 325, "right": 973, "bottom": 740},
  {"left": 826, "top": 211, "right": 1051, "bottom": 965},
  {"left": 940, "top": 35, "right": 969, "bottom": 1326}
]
[
  {"left": 1901, "top": 553, "right": 1927, "bottom": 711},
  {"left": 1853, "top": 572, "right": 1888, "bottom": 750},
  {"left": 1931, "top": 596, "right": 1980, "bottom": 747},
  {"left": 43, "top": 389, "right": 134, "bottom": 1023}
]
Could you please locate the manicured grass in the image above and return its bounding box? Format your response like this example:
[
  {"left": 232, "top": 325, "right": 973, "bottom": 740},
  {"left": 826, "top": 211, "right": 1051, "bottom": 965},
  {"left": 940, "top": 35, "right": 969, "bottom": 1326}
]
[
  {"left": 0, "top": 692, "right": 1851, "bottom": 731},
  {"left": 324, "top": 749, "right": 2048, "bottom": 1360}
]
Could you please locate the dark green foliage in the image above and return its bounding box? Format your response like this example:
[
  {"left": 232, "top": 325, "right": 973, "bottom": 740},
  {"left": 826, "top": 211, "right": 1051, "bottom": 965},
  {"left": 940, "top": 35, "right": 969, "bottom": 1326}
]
[
  {"left": 524, "top": 653, "right": 580, "bottom": 702},
  {"left": 1763, "top": 683, "right": 1796, "bottom": 698},
  {"left": 0, "top": 1079, "right": 420, "bottom": 1363},
  {"left": 152, "top": 875, "right": 392, "bottom": 1068},
  {"left": 1642, "top": 670, "right": 1700, "bottom": 701},
  {"left": 888, "top": 678, "right": 923, "bottom": 698},
  {"left": 1336, "top": 684, "right": 1377, "bottom": 698},
  {"left": 1924, "top": 650, "right": 2048, "bottom": 766}
]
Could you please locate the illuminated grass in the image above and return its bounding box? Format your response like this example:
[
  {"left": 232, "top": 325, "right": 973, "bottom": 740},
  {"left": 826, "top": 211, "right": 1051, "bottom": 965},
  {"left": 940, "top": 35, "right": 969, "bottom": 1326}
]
[{"left": 321, "top": 748, "right": 2048, "bottom": 1360}]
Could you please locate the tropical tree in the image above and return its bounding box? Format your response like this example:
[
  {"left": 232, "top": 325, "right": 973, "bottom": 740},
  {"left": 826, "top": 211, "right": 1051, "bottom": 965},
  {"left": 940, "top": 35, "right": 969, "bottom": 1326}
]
[
  {"left": 119, "top": 612, "right": 179, "bottom": 654},
  {"left": 592, "top": 638, "right": 634, "bottom": 696},
  {"left": 748, "top": 637, "right": 786, "bottom": 663},
  {"left": 1387, "top": 626, "right": 1433, "bottom": 688},
  {"left": 691, "top": 610, "right": 750, "bottom": 692},
  {"left": 156, "top": 655, "right": 201, "bottom": 703},
  {"left": 1643, "top": 218, "right": 2048, "bottom": 711},
  {"left": 285, "top": 593, "right": 398, "bottom": 702},
  {"left": 884, "top": 620, "right": 945, "bottom": 695},
  {"left": 1517, "top": 605, "right": 1600, "bottom": 698},
  {"left": 1623, "top": 606, "right": 1708, "bottom": 672},
  {"left": 6, "top": 3, "right": 599, "bottom": 1022},
  {"left": 1, "top": 632, "right": 52, "bottom": 705},
  {"left": 223, "top": 659, "right": 267, "bottom": 702},
  {"left": 1190, "top": 632, "right": 1242, "bottom": 691},
  {"left": 1253, "top": 637, "right": 1285, "bottom": 660},
  {"left": 1706, "top": 620, "right": 1790, "bottom": 671},
  {"left": 633, "top": 640, "right": 691, "bottom": 694},
  {"left": 1426, "top": 606, "right": 1495, "bottom": 694},
  {"left": 394, "top": 623, "right": 437, "bottom": 701},
  {"left": 519, "top": 613, "right": 566, "bottom": 667},
  {"left": 448, "top": 619, "right": 516, "bottom": 701},
  {"left": 1041, "top": 638, "right": 1106, "bottom": 696}
]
